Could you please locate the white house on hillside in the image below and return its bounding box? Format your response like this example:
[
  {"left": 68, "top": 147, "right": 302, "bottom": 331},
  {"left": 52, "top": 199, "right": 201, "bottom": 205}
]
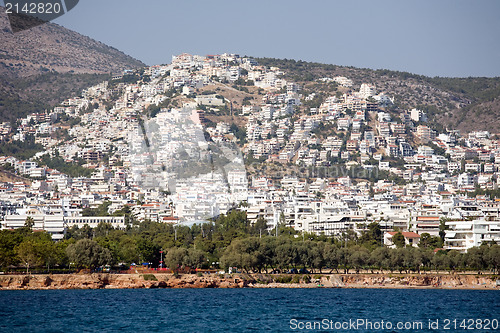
[
  {"left": 384, "top": 231, "right": 421, "bottom": 248},
  {"left": 444, "top": 220, "right": 500, "bottom": 252}
]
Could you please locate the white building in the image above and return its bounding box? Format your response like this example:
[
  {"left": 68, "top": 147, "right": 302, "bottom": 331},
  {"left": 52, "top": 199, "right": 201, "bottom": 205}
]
[
  {"left": 359, "top": 84, "right": 376, "bottom": 99},
  {"left": 64, "top": 216, "right": 126, "bottom": 230},
  {"left": 458, "top": 173, "right": 476, "bottom": 187},
  {"left": 384, "top": 231, "right": 421, "bottom": 248},
  {"left": 444, "top": 220, "right": 500, "bottom": 252},
  {"left": 3, "top": 213, "right": 65, "bottom": 240},
  {"left": 333, "top": 76, "right": 353, "bottom": 87},
  {"left": 195, "top": 95, "right": 224, "bottom": 106},
  {"left": 2, "top": 214, "right": 126, "bottom": 240},
  {"left": 410, "top": 108, "right": 427, "bottom": 122},
  {"left": 417, "top": 145, "right": 435, "bottom": 157}
]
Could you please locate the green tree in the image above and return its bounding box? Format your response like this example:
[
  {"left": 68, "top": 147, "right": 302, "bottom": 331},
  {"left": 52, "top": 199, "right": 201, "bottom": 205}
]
[
  {"left": 487, "top": 245, "right": 500, "bottom": 273},
  {"left": 420, "top": 249, "right": 434, "bottom": 272},
  {"left": 432, "top": 251, "right": 451, "bottom": 273},
  {"left": 250, "top": 217, "right": 268, "bottom": 236},
  {"left": 53, "top": 239, "right": 72, "bottom": 267},
  {"left": 0, "top": 230, "right": 24, "bottom": 268},
  {"left": 15, "top": 240, "right": 43, "bottom": 273},
  {"left": 392, "top": 232, "right": 406, "bottom": 249},
  {"left": 24, "top": 216, "right": 35, "bottom": 230},
  {"left": 323, "top": 244, "right": 340, "bottom": 273},
  {"left": 348, "top": 246, "right": 369, "bottom": 273},
  {"left": 82, "top": 201, "right": 111, "bottom": 217},
  {"left": 15, "top": 232, "right": 56, "bottom": 272},
  {"left": 186, "top": 248, "right": 206, "bottom": 269},
  {"left": 67, "top": 224, "right": 93, "bottom": 240},
  {"left": 465, "top": 247, "right": 487, "bottom": 273},
  {"left": 418, "top": 233, "right": 443, "bottom": 249},
  {"left": 337, "top": 247, "right": 350, "bottom": 274},
  {"left": 447, "top": 250, "right": 464, "bottom": 272},
  {"left": 275, "top": 241, "right": 300, "bottom": 272},
  {"left": 389, "top": 248, "right": 405, "bottom": 273},
  {"left": 94, "top": 222, "right": 114, "bottom": 238},
  {"left": 310, "top": 242, "right": 326, "bottom": 273},
  {"left": 117, "top": 235, "right": 139, "bottom": 264},
  {"left": 408, "top": 248, "right": 423, "bottom": 273},
  {"left": 66, "top": 239, "right": 112, "bottom": 269},
  {"left": 137, "top": 238, "right": 161, "bottom": 264},
  {"left": 220, "top": 237, "right": 265, "bottom": 273},
  {"left": 165, "top": 247, "right": 189, "bottom": 271},
  {"left": 359, "top": 222, "right": 382, "bottom": 248},
  {"left": 369, "top": 247, "right": 389, "bottom": 272}
]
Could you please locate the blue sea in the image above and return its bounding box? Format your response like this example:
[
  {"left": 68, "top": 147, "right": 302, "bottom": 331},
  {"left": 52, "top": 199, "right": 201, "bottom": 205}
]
[{"left": 0, "top": 289, "right": 498, "bottom": 332}]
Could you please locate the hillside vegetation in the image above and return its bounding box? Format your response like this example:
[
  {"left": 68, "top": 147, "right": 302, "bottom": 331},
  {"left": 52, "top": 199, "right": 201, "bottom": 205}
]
[
  {"left": 0, "top": 9, "right": 144, "bottom": 122},
  {"left": 256, "top": 57, "right": 500, "bottom": 133},
  {"left": 1, "top": 1, "right": 498, "bottom": 134}
]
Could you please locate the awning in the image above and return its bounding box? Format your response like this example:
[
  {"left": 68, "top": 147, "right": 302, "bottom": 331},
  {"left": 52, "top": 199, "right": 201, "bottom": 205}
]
[{"left": 445, "top": 231, "right": 456, "bottom": 238}]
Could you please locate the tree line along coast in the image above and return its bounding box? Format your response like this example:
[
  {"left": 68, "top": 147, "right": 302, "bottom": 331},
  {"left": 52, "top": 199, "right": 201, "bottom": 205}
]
[{"left": 1, "top": 211, "right": 499, "bottom": 275}]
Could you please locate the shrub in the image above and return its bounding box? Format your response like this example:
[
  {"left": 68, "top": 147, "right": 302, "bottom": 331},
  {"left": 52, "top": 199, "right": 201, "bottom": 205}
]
[
  {"left": 142, "top": 274, "right": 158, "bottom": 281},
  {"left": 274, "top": 275, "right": 293, "bottom": 283}
]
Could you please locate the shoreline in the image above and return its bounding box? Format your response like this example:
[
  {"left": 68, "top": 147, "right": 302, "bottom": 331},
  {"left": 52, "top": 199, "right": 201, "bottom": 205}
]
[{"left": 0, "top": 273, "right": 498, "bottom": 291}]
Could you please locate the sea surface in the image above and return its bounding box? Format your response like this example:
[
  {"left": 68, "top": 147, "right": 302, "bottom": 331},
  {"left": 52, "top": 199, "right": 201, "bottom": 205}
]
[{"left": 0, "top": 288, "right": 498, "bottom": 332}]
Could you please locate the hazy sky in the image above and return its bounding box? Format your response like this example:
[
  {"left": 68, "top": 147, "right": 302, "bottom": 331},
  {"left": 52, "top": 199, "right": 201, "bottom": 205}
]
[{"left": 4, "top": 0, "right": 500, "bottom": 77}]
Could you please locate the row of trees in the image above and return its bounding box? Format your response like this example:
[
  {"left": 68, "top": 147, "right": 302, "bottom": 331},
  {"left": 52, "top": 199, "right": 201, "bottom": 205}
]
[
  {"left": 0, "top": 225, "right": 112, "bottom": 272},
  {"left": 0, "top": 211, "right": 498, "bottom": 274},
  {"left": 220, "top": 237, "right": 500, "bottom": 274}
]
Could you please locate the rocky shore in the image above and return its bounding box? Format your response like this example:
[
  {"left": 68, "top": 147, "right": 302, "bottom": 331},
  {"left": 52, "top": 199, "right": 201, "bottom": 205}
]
[{"left": 0, "top": 273, "right": 498, "bottom": 291}]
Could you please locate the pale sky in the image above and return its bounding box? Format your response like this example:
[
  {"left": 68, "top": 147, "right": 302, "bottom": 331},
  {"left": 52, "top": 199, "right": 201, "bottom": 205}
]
[{"left": 4, "top": 0, "right": 500, "bottom": 77}]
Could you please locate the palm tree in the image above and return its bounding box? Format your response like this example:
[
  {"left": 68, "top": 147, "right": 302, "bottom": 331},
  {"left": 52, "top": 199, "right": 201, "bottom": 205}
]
[{"left": 24, "top": 216, "right": 35, "bottom": 230}]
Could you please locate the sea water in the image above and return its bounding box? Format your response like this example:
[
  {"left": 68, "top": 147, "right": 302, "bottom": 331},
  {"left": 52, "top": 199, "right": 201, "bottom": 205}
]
[{"left": 0, "top": 288, "right": 498, "bottom": 332}]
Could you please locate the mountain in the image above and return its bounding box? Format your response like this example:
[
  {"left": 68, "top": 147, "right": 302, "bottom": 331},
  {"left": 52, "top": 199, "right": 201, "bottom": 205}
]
[
  {"left": 256, "top": 58, "right": 500, "bottom": 134},
  {"left": 1, "top": 3, "right": 498, "bottom": 134},
  {"left": 0, "top": 8, "right": 145, "bottom": 123}
]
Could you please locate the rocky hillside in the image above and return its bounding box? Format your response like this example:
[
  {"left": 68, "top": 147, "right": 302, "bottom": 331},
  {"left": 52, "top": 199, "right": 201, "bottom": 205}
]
[
  {"left": 257, "top": 58, "right": 500, "bottom": 134},
  {"left": 0, "top": 8, "right": 145, "bottom": 122},
  {"left": 0, "top": 9, "right": 144, "bottom": 77}
]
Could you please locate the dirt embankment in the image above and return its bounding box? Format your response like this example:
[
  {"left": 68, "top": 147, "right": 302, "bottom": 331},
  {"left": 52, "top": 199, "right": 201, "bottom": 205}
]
[
  {"left": 0, "top": 273, "right": 498, "bottom": 291},
  {"left": 337, "top": 273, "right": 498, "bottom": 289},
  {"left": 0, "top": 273, "right": 248, "bottom": 290}
]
